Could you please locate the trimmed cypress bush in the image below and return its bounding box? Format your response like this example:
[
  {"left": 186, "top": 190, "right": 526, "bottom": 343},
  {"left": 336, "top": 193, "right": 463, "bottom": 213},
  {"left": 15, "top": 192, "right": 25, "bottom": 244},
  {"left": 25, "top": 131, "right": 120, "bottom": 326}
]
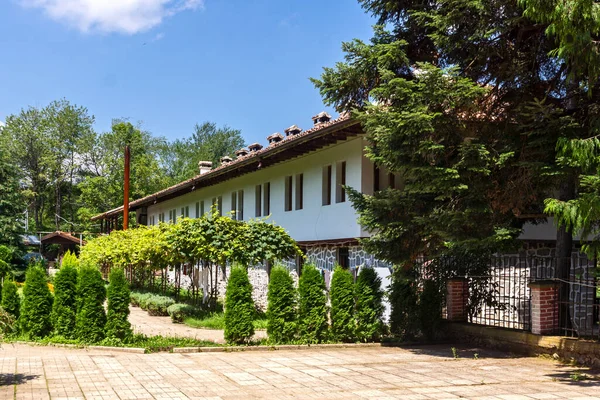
[
  {"left": 167, "top": 303, "right": 198, "bottom": 323},
  {"left": 330, "top": 266, "right": 355, "bottom": 342},
  {"left": 60, "top": 250, "right": 79, "bottom": 269},
  {"left": 51, "top": 263, "right": 78, "bottom": 338},
  {"left": 355, "top": 267, "right": 384, "bottom": 342},
  {"left": 1, "top": 280, "right": 20, "bottom": 320},
  {"left": 389, "top": 270, "right": 419, "bottom": 339},
  {"left": 419, "top": 279, "right": 443, "bottom": 341},
  {"left": 75, "top": 266, "right": 106, "bottom": 343},
  {"left": 105, "top": 268, "right": 133, "bottom": 341},
  {"left": 266, "top": 266, "right": 296, "bottom": 343},
  {"left": 20, "top": 265, "right": 53, "bottom": 338},
  {"left": 297, "top": 263, "right": 328, "bottom": 343},
  {"left": 224, "top": 266, "right": 255, "bottom": 344}
]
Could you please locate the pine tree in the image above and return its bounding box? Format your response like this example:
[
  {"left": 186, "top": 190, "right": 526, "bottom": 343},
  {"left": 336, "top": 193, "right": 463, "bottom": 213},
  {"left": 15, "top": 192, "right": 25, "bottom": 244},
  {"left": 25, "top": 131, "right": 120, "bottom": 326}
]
[
  {"left": 329, "top": 266, "right": 355, "bottom": 342},
  {"left": 105, "top": 268, "right": 132, "bottom": 341},
  {"left": 224, "top": 266, "right": 255, "bottom": 344},
  {"left": 266, "top": 266, "right": 296, "bottom": 344},
  {"left": 389, "top": 270, "right": 418, "bottom": 340},
  {"left": 1, "top": 280, "right": 20, "bottom": 320},
  {"left": 20, "top": 265, "right": 53, "bottom": 338},
  {"left": 355, "top": 267, "right": 384, "bottom": 342},
  {"left": 51, "top": 262, "right": 78, "bottom": 338},
  {"left": 297, "top": 264, "right": 328, "bottom": 343},
  {"left": 75, "top": 266, "right": 106, "bottom": 343}
]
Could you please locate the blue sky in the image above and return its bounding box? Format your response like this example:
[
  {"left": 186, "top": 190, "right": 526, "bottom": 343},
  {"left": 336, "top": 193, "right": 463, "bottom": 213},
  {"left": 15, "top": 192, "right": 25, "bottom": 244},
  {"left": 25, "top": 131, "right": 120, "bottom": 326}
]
[{"left": 0, "top": 0, "right": 375, "bottom": 144}]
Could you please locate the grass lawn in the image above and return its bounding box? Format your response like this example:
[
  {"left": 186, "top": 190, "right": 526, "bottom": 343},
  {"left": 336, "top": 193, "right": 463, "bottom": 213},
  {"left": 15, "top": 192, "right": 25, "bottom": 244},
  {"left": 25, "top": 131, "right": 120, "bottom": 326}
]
[{"left": 184, "top": 313, "right": 268, "bottom": 330}]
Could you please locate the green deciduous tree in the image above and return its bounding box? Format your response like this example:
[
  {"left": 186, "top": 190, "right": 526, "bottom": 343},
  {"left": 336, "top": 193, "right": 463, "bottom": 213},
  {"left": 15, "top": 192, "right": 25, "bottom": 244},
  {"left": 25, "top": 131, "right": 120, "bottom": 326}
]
[
  {"left": 20, "top": 265, "right": 53, "bottom": 338},
  {"left": 105, "top": 268, "right": 132, "bottom": 341},
  {"left": 75, "top": 266, "right": 106, "bottom": 343},
  {"left": 266, "top": 266, "right": 297, "bottom": 344},
  {"left": 1, "top": 280, "right": 20, "bottom": 320},
  {"left": 0, "top": 146, "right": 25, "bottom": 250},
  {"left": 224, "top": 266, "right": 255, "bottom": 344},
  {"left": 355, "top": 267, "right": 384, "bottom": 342},
  {"left": 329, "top": 267, "right": 355, "bottom": 342},
  {"left": 297, "top": 264, "right": 328, "bottom": 343},
  {"left": 51, "top": 259, "right": 78, "bottom": 338}
]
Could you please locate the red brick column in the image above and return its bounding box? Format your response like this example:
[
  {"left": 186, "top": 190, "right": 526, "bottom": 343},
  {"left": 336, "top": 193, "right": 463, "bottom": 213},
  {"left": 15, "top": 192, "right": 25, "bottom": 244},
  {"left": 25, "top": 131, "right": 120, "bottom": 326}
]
[
  {"left": 447, "top": 278, "right": 469, "bottom": 321},
  {"left": 528, "top": 281, "right": 559, "bottom": 335}
]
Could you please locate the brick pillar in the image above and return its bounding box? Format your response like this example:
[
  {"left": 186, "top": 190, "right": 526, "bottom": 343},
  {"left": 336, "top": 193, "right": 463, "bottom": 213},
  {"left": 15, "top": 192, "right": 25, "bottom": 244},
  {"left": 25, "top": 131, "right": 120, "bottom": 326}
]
[
  {"left": 447, "top": 278, "right": 468, "bottom": 321},
  {"left": 528, "top": 281, "right": 559, "bottom": 335}
]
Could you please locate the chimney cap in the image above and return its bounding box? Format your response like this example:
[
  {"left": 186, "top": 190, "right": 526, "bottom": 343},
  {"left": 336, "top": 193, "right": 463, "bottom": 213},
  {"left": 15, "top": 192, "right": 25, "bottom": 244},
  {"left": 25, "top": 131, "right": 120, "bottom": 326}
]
[
  {"left": 312, "top": 111, "right": 332, "bottom": 125},
  {"left": 267, "top": 132, "right": 284, "bottom": 144},
  {"left": 220, "top": 156, "right": 233, "bottom": 164},
  {"left": 284, "top": 125, "right": 302, "bottom": 136},
  {"left": 235, "top": 148, "right": 249, "bottom": 157},
  {"left": 248, "top": 142, "right": 263, "bottom": 152},
  {"left": 198, "top": 160, "right": 213, "bottom": 168}
]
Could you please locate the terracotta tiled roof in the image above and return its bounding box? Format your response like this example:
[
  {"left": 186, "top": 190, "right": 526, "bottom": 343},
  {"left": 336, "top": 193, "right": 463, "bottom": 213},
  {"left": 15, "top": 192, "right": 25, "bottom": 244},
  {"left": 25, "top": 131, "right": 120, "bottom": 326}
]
[{"left": 92, "top": 113, "right": 357, "bottom": 221}]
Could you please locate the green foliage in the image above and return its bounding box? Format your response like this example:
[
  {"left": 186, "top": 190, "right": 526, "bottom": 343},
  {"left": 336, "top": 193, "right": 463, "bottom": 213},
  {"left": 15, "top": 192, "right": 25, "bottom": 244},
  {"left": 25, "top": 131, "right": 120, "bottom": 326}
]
[
  {"left": 224, "top": 266, "right": 255, "bottom": 344},
  {"left": 0, "top": 146, "right": 25, "bottom": 249},
  {"left": 60, "top": 251, "right": 79, "bottom": 269},
  {"left": 0, "top": 245, "right": 13, "bottom": 283},
  {"left": 146, "top": 295, "right": 176, "bottom": 316},
  {"left": 297, "top": 264, "right": 328, "bottom": 343},
  {"left": 105, "top": 268, "right": 132, "bottom": 341},
  {"left": 167, "top": 303, "right": 198, "bottom": 323},
  {"left": 355, "top": 267, "right": 384, "bottom": 342},
  {"left": 1, "top": 280, "right": 20, "bottom": 320},
  {"left": 75, "top": 266, "right": 106, "bottom": 343},
  {"left": 20, "top": 266, "right": 53, "bottom": 339},
  {"left": 0, "top": 307, "right": 16, "bottom": 337},
  {"left": 51, "top": 263, "right": 78, "bottom": 338},
  {"left": 419, "top": 279, "right": 443, "bottom": 341},
  {"left": 329, "top": 267, "right": 355, "bottom": 342},
  {"left": 389, "top": 270, "right": 419, "bottom": 340},
  {"left": 266, "top": 266, "right": 297, "bottom": 344}
]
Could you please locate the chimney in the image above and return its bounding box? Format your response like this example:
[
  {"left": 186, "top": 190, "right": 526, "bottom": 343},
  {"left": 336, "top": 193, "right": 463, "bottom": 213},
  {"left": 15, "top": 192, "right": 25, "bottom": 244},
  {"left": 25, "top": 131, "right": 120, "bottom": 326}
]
[
  {"left": 198, "top": 160, "right": 213, "bottom": 175},
  {"left": 267, "top": 132, "right": 284, "bottom": 146},
  {"left": 220, "top": 156, "right": 233, "bottom": 164},
  {"left": 235, "top": 148, "right": 249, "bottom": 158},
  {"left": 312, "top": 111, "right": 332, "bottom": 126},
  {"left": 284, "top": 125, "right": 302, "bottom": 136},
  {"left": 248, "top": 142, "right": 263, "bottom": 152}
]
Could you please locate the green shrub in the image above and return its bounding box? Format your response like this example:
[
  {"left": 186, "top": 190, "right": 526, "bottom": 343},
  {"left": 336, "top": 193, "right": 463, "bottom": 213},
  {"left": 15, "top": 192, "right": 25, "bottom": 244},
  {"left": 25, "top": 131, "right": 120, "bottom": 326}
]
[
  {"left": 1, "top": 280, "right": 20, "bottom": 320},
  {"left": 419, "top": 279, "right": 443, "bottom": 341},
  {"left": 0, "top": 307, "right": 16, "bottom": 337},
  {"left": 266, "top": 266, "right": 297, "bottom": 343},
  {"left": 138, "top": 293, "right": 154, "bottom": 310},
  {"left": 224, "top": 266, "right": 255, "bottom": 344},
  {"left": 389, "top": 269, "right": 419, "bottom": 339},
  {"left": 75, "top": 266, "right": 106, "bottom": 343},
  {"left": 167, "top": 303, "right": 198, "bottom": 323},
  {"left": 146, "top": 295, "right": 175, "bottom": 316},
  {"left": 330, "top": 266, "right": 355, "bottom": 342},
  {"left": 20, "top": 265, "right": 53, "bottom": 339},
  {"left": 105, "top": 268, "right": 133, "bottom": 341},
  {"left": 60, "top": 250, "right": 79, "bottom": 269},
  {"left": 297, "top": 264, "right": 328, "bottom": 343},
  {"left": 355, "top": 267, "right": 384, "bottom": 342},
  {"left": 51, "top": 263, "right": 78, "bottom": 338}
]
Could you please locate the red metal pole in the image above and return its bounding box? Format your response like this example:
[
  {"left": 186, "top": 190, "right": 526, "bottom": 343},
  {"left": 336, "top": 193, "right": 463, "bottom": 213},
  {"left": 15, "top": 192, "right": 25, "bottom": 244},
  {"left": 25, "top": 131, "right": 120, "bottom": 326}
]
[{"left": 123, "top": 145, "right": 130, "bottom": 230}]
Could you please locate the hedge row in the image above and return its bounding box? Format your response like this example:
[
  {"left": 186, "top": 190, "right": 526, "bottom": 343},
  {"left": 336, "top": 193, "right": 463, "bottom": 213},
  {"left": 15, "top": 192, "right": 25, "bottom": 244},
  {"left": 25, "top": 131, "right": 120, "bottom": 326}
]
[{"left": 131, "top": 292, "right": 175, "bottom": 316}]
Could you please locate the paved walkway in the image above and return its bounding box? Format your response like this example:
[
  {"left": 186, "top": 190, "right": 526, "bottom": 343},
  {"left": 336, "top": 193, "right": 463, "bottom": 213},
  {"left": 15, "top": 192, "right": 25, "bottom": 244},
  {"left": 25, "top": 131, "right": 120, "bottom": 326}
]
[
  {"left": 129, "top": 306, "right": 267, "bottom": 344},
  {"left": 0, "top": 343, "right": 598, "bottom": 399}
]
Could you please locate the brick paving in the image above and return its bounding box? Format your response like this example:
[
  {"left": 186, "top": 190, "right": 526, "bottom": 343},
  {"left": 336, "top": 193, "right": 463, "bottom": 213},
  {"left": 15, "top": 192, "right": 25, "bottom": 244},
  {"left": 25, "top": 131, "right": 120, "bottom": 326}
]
[
  {"left": 0, "top": 343, "right": 599, "bottom": 399},
  {"left": 129, "top": 306, "right": 267, "bottom": 344}
]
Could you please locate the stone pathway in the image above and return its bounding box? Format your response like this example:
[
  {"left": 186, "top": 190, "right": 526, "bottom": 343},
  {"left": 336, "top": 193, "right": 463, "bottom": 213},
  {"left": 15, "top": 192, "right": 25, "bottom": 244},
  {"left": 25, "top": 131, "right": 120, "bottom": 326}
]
[
  {"left": 0, "top": 343, "right": 598, "bottom": 399},
  {"left": 129, "top": 305, "right": 267, "bottom": 344}
]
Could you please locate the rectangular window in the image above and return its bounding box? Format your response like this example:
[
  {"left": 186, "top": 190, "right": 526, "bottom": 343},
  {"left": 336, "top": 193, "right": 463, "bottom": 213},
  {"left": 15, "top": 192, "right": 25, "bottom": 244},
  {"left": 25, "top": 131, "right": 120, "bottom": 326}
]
[
  {"left": 255, "top": 185, "right": 262, "bottom": 217},
  {"left": 388, "top": 173, "right": 396, "bottom": 189},
  {"left": 231, "top": 191, "right": 237, "bottom": 218},
  {"left": 200, "top": 200, "right": 205, "bottom": 216},
  {"left": 159, "top": 213, "right": 164, "bottom": 223},
  {"left": 195, "top": 202, "right": 200, "bottom": 218},
  {"left": 337, "top": 247, "right": 349, "bottom": 270},
  {"left": 181, "top": 207, "right": 185, "bottom": 218},
  {"left": 336, "top": 161, "right": 346, "bottom": 203},
  {"left": 217, "top": 196, "right": 222, "bottom": 216},
  {"left": 322, "top": 165, "right": 332, "bottom": 206},
  {"left": 172, "top": 209, "right": 177, "bottom": 224},
  {"left": 263, "top": 182, "right": 270, "bottom": 215},
  {"left": 374, "top": 166, "right": 380, "bottom": 192},
  {"left": 185, "top": 206, "right": 189, "bottom": 218},
  {"left": 284, "top": 176, "right": 293, "bottom": 212},
  {"left": 238, "top": 190, "right": 244, "bottom": 220},
  {"left": 295, "top": 174, "right": 303, "bottom": 210}
]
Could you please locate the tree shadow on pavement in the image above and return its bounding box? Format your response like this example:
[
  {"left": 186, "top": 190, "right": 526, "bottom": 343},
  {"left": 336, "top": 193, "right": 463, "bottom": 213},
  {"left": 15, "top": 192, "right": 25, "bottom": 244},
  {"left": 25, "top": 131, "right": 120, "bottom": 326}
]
[
  {"left": 382, "top": 342, "right": 524, "bottom": 360},
  {"left": 0, "top": 373, "right": 40, "bottom": 386}
]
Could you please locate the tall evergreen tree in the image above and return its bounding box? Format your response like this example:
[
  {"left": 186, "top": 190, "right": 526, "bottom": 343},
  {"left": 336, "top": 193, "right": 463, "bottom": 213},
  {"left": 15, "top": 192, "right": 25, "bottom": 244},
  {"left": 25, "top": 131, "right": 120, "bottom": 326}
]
[
  {"left": 355, "top": 267, "right": 384, "bottom": 342},
  {"left": 1, "top": 280, "right": 20, "bottom": 320},
  {"left": 329, "top": 267, "right": 355, "bottom": 342},
  {"left": 224, "top": 266, "right": 255, "bottom": 344},
  {"left": 297, "top": 264, "right": 328, "bottom": 343},
  {"left": 20, "top": 265, "right": 53, "bottom": 338},
  {"left": 266, "top": 266, "right": 297, "bottom": 344},
  {"left": 75, "top": 266, "right": 106, "bottom": 343},
  {"left": 51, "top": 257, "right": 78, "bottom": 338},
  {"left": 105, "top": 268, "right": 132, "bottom": 341}
]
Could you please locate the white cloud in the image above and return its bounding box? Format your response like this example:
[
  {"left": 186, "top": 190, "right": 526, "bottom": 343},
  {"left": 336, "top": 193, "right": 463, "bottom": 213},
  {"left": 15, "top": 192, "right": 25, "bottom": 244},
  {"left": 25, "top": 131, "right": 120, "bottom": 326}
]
[{"left": 19, "top": 0, "right": 202, "bottom": 34}]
